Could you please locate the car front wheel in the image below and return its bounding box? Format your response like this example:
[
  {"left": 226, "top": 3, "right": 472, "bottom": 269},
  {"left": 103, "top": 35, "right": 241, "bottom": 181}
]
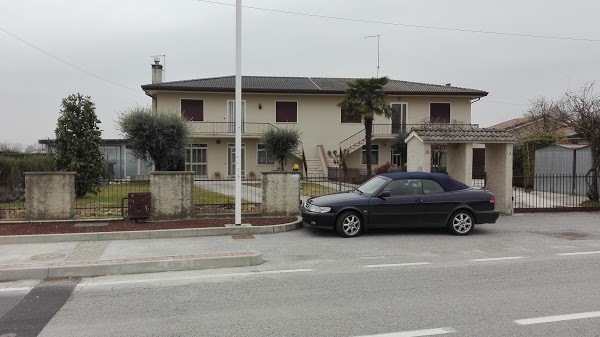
[
  {"left": 448, "top": 210, "right": 474, "bottom": 235},
  {"left": 336, "top": 211, "right": 362, "bottom": 238}
]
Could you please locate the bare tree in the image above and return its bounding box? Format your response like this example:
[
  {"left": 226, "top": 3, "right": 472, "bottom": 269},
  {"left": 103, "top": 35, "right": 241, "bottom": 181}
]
[
  {"left": 559, "top": 83, "right": 600, "bottom": 201},
  {"left": 525, "top": 97, "right": 564, "bottom": 136}
]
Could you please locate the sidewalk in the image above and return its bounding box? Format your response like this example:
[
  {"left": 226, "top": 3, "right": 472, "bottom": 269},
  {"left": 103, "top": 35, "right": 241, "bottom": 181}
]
[{"left": 0, "top": 217, "right": 302, "bottom": 282}]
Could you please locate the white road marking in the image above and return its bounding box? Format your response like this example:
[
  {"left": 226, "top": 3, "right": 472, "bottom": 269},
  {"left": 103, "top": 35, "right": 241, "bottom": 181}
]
[
  {"left": 557, "top": 251, "right": 600, "bottom": 256},
  {"left": 0, "top": 287, "right": 33, "bottom": 294},
  {"left": 360, "top": 256, "right": 386, "bottom": 259},
  {"left": 354, "top": 327, "right": 456, "bottom": 337},
  {"left": 551, "top": 245, "right": 576, "bottom": 249},
  {"left": 364, "top": 262, "right": 430, "bottom": 268},
  {"left": 515, "top": 311, "right": 600, "bottom": 325},
  {"left": 470, "top": 256, "right": 525, "bottom": 262},
  {"left": 77, "top": 269, "right": 314, "bottom": 288}
]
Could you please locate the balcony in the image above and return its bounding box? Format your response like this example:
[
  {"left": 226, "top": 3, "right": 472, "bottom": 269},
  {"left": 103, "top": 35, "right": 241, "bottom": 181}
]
[{"left": 187, "top": 122, "right": 277, "bottom": 138}]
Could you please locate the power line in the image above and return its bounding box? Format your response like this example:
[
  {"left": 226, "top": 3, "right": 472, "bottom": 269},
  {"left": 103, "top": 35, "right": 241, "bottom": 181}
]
[
  {"left": 485, "top": 100, "right": 531, "bottom": 107},
  {"left": 196, "top": 0, "right": 600, "bottom": 43},
  {"left": 0, "top": 27, "right": 139, "bottom": 92}
]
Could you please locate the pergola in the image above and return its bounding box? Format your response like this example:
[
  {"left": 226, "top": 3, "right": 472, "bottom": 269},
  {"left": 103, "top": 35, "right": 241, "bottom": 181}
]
[{"left": 405, "top": 126, "right": 516, "bottom": 214}]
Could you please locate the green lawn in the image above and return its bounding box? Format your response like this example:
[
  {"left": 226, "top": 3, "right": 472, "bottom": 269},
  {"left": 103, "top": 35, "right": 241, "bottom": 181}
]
[
  {"left": 74, "top": 182, "right": 247, "bottom": 207},
  {"left": 580, "top": 200, "right": 600, "bottom": 207}
]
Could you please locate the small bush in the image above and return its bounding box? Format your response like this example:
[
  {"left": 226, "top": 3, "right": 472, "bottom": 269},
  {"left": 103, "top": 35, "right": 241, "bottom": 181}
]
[
  {"left": 373, "top": 161, "right": 406, "bottom": 175},
  {"left": 260, "top": 128, "right": 301, "bottom": 170}
]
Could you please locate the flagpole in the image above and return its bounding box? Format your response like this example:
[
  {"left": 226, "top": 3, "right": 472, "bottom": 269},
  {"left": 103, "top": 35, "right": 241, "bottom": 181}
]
[{"left": 235, "top": 0, "right": 242, "bottom": 225}]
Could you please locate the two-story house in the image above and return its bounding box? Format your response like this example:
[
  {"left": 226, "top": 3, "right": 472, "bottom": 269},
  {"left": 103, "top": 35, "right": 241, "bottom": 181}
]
[{"left": 141, "top": 60, "right": 488, "bottom": 179}]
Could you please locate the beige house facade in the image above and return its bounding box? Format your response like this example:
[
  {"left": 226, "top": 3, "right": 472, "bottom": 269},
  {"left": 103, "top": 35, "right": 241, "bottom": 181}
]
[{"left": 141, "top": 61, "right": 488, "bottom": 179}]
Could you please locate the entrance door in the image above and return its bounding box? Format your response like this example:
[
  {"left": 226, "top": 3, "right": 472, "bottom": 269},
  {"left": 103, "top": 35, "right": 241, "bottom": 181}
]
[
  {"left": 391, "top": 103, "right": 407, "bottom": 134},
  {"left": 227, "top": 101, "right": 246, "bottom": 133},
  {"left": 227, "top": 144, "right": 246, "bottom": 177}
]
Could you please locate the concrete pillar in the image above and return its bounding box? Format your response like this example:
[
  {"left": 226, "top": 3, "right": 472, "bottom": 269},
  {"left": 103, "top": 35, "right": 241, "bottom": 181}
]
[
  {"left": 406, "top": 137, "right": 431, "bottom": 172},
  {"left": 262, "top": 171, "right": 301, "bottom": 216},
  {"left": 485, "top": 143, "right": 514, "bottom": 214},
  {"left": 446, "top": 143, "right": 473, "bottom": 186},
  {"left": 25, "top": 172, "right": 76, "bottom": 220},
  {"left": 150, "top": 171, "right": 193, "bottom": 219}
]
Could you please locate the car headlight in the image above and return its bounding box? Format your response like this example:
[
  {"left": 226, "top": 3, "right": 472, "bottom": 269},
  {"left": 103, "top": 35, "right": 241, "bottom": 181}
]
[{"left": 307, "top": 204, "right": 331, "bottom": 213}]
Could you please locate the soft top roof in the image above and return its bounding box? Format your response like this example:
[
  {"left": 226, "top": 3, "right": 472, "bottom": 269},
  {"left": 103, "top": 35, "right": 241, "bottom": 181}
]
[{"left": 379, "top": 172, "right": 469, "bottom": 192}]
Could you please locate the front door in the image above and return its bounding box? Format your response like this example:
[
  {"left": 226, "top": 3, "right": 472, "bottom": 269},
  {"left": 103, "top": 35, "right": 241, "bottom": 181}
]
[
  {"left": 227, "top": 144, "right": 246, "bottom": 177},
  {"left": 227, "top": 100, "right": 246, "bottom": 133}
]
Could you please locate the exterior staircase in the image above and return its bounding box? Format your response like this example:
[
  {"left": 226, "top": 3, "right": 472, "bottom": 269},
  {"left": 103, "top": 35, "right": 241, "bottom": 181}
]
[{"left": 305, "top": 157, "right": 325, "bottom": 176}]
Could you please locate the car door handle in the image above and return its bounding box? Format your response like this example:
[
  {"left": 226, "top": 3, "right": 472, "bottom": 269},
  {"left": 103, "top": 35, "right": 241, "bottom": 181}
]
[{"left": 415, "top": 198, "right": 423, "bottom": 203}]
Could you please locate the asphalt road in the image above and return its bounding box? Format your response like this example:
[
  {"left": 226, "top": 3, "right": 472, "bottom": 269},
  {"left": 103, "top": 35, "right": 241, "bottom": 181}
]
[{"left": 2, "top": 212, "right": 600, "bottom": 337}]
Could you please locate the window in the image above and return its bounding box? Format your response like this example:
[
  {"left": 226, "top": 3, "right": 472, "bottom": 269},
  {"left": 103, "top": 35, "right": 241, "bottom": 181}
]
[
  {"left": 185, "top": 144, "right": 207, "bottom": 176},
  {"left": 391, "top": 103, "right": 408, "bottom": 134},
  {"left": 430, "top": 103, "right": 450, "bottom": 123},
  {"left": 341, "top": 108, "right": 361, "bottom": 123},
  {"left": 361, "top": 144, "right": 379, "bottom": 164},
  {"left": 181, "top": 99, "right": 204, "bottom": 121},
  {"left": 422, "top": 179, "right": 446, "bottom": 195},
  {"left": 385, "top": 179, "right": 422, "bottom": 196},
  {"left": 276, "top": 101, "right": 298, "bottom": 123},
  {"left": 257, "top": 144, "right": 274, "bottom": 165}
]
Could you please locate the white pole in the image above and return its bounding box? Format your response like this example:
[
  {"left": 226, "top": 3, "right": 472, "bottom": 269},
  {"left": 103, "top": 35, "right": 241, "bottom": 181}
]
[
  {"left": 235, "top": 0, "right": 242, "bottom": 225},
  {"left": 364, "top": 35, "right": 380, "bottom": 78}
]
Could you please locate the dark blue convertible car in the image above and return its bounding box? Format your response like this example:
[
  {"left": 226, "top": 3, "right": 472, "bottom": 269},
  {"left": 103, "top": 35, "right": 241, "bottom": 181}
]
[{"left": 301, "top": 172, "right": 499, "bottom": 237}]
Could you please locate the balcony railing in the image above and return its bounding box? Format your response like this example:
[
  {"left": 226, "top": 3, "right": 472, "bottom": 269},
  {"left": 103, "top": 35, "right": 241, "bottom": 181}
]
[{"left": 188, "top": 122, "right": 277, "bottom": 136}]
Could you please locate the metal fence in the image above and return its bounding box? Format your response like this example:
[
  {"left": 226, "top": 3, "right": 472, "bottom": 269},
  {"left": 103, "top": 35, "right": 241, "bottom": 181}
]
[
  {"left": 193, "top": 178, "right": 262, "bottom": 215},
  {"left": 513, "top": 175, "right": 600, "bottom": 212},
  {"left": 75, "top": 177, "right": 150, "bottom": 218},
  {"left": 0, "top": 178, "right": 25, "bottom": 220}
]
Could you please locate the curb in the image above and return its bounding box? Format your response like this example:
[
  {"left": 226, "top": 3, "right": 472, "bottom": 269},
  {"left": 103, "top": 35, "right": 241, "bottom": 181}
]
[
  {"left": 0, "top": 216, "right": 303, "bottom": 244},
  {"left": 0, "top": 251, "right": 263, "bottom": 282}
]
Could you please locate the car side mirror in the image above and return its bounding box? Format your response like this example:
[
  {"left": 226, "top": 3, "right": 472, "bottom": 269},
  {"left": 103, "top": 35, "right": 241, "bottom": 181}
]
[{"left": 378, "top": 191, "right": 391, "bottom": 198}]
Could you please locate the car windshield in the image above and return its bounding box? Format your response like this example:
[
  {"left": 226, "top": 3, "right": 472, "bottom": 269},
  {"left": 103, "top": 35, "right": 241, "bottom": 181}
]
[{"left": 356, "top": 176, "right": 389, "bottom": 195}]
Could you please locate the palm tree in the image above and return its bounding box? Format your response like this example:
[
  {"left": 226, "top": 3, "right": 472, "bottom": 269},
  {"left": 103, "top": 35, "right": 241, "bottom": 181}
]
[{"left": 338, "top": 77, "right": 393, "bottom": 176}]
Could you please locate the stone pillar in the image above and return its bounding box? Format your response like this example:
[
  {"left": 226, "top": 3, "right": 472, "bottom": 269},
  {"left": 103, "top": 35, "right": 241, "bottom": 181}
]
[
  {"left": 485, "top": 143, "right": 514, "bottom": 215},
  {"left": 262, "top": 171, "right": 301, "bottom": 216},
  {"left": 150, "top": 171, "right": 194, "bottom": 219},
  {"left": 446, "top": 143, "right": 473, "bottom": 186},
  {"left": 25, "top": 172, "right": 76, "bottom": 220},
  {"left": 406, "top": 137, "right": 431, "bottom": 172}
]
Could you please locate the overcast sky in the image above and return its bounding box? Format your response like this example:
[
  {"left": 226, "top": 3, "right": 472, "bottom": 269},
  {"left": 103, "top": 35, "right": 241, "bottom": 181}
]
[{"left": 1, "top": 0, "right": 600, "bottom": 148}]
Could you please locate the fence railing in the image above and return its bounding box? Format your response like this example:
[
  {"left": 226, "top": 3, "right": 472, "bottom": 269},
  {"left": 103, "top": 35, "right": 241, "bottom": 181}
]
[
  {"left": 513, "top": 175, "right": 600, "bottom": 212},
  {"left": 74, "top": 177, "right": 150, "bottom": 218},
  {"left": 0, "top": 178, "right": 25, "bottom": 220}
]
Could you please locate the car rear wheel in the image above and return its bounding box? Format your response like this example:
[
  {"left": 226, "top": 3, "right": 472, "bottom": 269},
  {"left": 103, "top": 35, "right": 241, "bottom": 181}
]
[
  {"left": 448, "top": 210, "right": 474, "bottom": 235},
  {"left": 336, "top": 211, "right": 362, "bottom": 238}
]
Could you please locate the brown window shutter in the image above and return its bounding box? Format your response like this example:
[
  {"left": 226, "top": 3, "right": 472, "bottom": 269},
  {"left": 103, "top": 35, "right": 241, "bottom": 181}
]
[
  {"left": 181, "top": 100, "right": 204, "bottom": 121},
  {"left": 276, "top": 102, "right": 298, "bottom": 122},
  {"left": 430, "top": 103, "right": 450, "bottom": 123}
]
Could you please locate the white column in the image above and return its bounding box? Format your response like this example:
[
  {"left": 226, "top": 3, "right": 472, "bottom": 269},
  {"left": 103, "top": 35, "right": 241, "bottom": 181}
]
[
  {"left": 406, "top": 137, "right": 431, "bottom": 172},
  {"left": 485, "top": 143, "right": 514, "bottom": 214},
  {"left": 446, "top": 143, "right": 473, "bottom": 186}
]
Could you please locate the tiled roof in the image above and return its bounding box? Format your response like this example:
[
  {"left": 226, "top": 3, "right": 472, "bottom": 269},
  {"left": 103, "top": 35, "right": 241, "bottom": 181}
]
[
  {"left": 141, "top": 76, "right": 488, "bottom": 97},
  {"left": 411, "top": 127, "right": 516, "bottom": 143},
  {"left": 488, "top": 116, "right": 535, "bottom": 130}
]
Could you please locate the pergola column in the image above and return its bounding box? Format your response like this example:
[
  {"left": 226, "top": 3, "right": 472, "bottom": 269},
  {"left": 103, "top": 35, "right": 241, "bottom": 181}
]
[
  {"left": 485, "top": 143, "right": 514, "bottom": 214},
  {"left": 446, "top": 143, "right": 473, "bottom": 186},
  {"left": 406, "top": 137, "right": 431, "bottom": 172}
]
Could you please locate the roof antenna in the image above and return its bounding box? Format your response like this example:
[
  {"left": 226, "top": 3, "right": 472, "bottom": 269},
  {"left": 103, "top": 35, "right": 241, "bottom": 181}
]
[
  {"left": 364, "top": 35, "right": 380, "bottom": 78},
  {"left": 151, "top": 55, "right": 166, "bottom": 81}
]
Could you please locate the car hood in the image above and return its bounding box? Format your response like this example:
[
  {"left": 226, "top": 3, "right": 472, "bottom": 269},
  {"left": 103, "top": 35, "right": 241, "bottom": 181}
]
[{"left": 308, "top": 191, "right": 367, "bottom": 206}]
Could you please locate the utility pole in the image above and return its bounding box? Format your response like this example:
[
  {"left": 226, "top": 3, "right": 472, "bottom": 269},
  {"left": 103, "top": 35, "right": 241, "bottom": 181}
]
[
  {"left": 234, "top": 0, "right": 242, "bottom": 225},
  {"left": 364, "top": 35, "right": 380, "bottom": 78}
]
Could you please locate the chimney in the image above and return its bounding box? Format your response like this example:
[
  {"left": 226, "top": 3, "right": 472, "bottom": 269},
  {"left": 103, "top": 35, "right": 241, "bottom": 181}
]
[{"left": 151, "top": 56, "right": 163, "bottom": 84}]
